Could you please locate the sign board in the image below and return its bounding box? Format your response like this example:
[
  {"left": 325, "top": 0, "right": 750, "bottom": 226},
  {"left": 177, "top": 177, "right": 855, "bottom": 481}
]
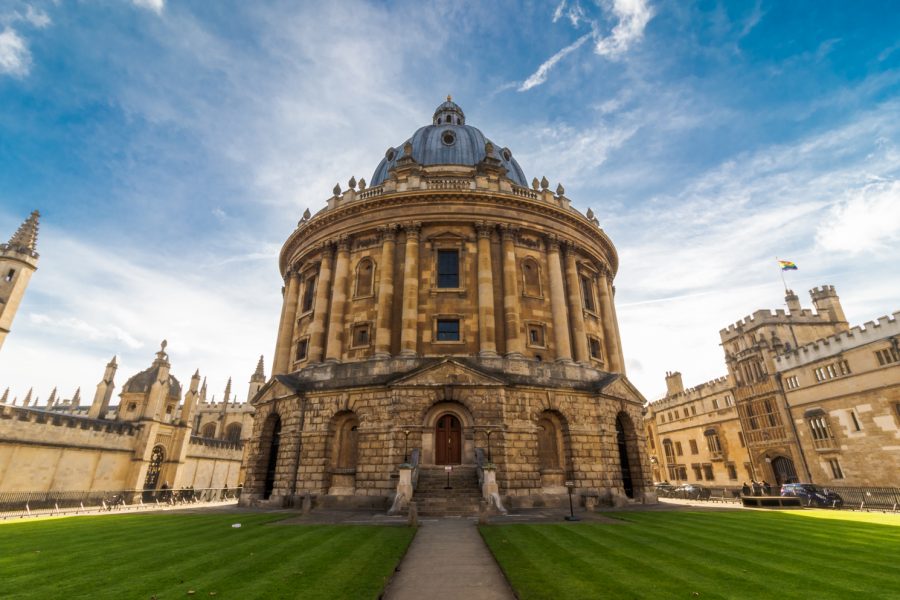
[
  {"left": 564, "top": 480, "right": 575, "bottom": 487},
  {"left": 444, "top": 466, "right": 452, "bottom": 472}
]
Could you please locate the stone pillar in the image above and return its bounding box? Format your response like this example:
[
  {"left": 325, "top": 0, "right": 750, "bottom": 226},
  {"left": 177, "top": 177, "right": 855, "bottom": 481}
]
[
  {"left": 598, "top": 268, "right": 624, "bottom": 373},
  {"left": 325, "top": 236, "right": 351, "bottom": 361},
  {"left": 308, "top": 244, "right": 335, "bottom": 363},
  {"left": 475, "top": 221, "right": 497, "bottom": 356},
  {"left": 399, "top": 222, "right": 421, "bottom": 357},
  {"left": 564, "top": 244, "right": 590, "bottom": 364},
  {"left": 546, "top": 236, "right": 572, "bottom": 362},
  {"left": 500, "top": 225, "right": 524, "bottom": 357},
  {"left": 272, "top": 269, "right": 300, "bottom": 375},
  {"left": 374, "top": 225, "right": 398, "bottom": 358}
]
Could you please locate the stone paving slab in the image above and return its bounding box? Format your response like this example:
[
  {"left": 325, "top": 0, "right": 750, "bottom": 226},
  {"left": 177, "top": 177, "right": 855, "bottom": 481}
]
[{"left": 383, "top": 518, "right": 515, "bottom": 600}]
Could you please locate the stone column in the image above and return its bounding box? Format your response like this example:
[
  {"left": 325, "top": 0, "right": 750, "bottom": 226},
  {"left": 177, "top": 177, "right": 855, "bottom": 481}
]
[
  {"left": 546, "top": 235, "right": 572, "bottom": 362},
  {"left": 564, "top": 244, "right": 590, "bottom": 364},
  {"left": 373, "top": 224, "right": 398, "bottom": 358},
  {"left": 475, "top": 221, "right": 497, "bottom": 356},
  {"left": 500, "top": 225, "right": 524, "bottom": 357},
  {"left": 399, "top": 222, "right": 421, "bottom": 357},
  {"left": 598, "top": 268, "right": 624, "bottom": 372},
  {"left": 272, "top": 269, "right": 300, "bottom": 375},
  {"left": 307, "top": 244, "right": 335, "bottom": 363},
  {"left": 325, "top": 236, "right": 351, "bottom": 361}
]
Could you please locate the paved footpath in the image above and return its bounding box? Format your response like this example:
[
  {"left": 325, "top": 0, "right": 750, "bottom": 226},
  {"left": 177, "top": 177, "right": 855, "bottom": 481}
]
[{"left": 383, "top": 518, "right": 516, "bottom": 600}]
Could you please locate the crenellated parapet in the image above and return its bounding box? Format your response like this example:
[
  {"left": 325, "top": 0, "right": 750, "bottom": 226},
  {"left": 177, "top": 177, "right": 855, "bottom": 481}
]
[
  {"left": 775, "top": 311, "right": 900, "bottom": 370},
  {"left": 648, "top": 375, "right": 733, "bottom": 409}
]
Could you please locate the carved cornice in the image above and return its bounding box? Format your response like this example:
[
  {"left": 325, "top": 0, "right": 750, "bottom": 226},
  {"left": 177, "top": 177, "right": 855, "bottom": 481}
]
[
  {"left": 498, "top": 223, "right": 519, "bottom": 242},
  {"left": 280, "top": 190, "right": 618, "bottom": 276},
  {"left": 474, "top": 221, "right": 494, "bottom": 239},
  {"left": 377, "top": 223, "right": 399, "bottom": 243},
  {"left": 403, "top": 221, "right": 422, "bottom": 239}
]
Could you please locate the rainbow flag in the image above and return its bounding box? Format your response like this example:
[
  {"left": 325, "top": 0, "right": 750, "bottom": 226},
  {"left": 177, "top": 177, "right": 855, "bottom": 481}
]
[{"left": 778, "top": 260, "right": 798, "bottom": 271}]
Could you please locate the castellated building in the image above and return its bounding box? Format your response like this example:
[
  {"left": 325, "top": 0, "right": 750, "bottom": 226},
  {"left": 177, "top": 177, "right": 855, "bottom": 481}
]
[
  {"left": 0, "top": 210, "right": 258, "bottom": 495},
  {"left": 240, "top": 99, "right": 653, "bottom": 513},
  {"left": 646, "top": 286, "right": 900, "bottom": 488}
]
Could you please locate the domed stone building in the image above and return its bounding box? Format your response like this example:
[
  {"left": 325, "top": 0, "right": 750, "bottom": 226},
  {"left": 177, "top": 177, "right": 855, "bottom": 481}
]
[{"left": 241, "top": 99, "right": 654, "bottom": 512}]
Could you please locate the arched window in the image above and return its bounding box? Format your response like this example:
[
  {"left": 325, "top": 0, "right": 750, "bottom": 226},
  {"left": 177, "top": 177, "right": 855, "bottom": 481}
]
[
  {"left": 522, "top": 258, "right": 541, "bottom": 297},
  {"left": 143, "top": 445, "right": 165, "bottom": 491},
  {"left": 201, "top": 423, "right": 217, "bottom": 439},
  {"left": 537, "top": 413, "right": 563, "bottom": 470},
  {"left": 225, "top": 423, "right": 242, "bottom": 442},
  {"left": 354, "top": 258, "right": 374, "bottom": 298}
]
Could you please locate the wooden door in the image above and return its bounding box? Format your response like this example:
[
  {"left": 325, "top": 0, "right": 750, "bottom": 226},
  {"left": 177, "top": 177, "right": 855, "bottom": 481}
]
[{"left": 435, "top": 414, "right": 462, "bottom": 465}]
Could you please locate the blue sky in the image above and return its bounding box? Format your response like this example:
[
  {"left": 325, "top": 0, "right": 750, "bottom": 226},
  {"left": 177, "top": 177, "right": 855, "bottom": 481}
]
[{"left": 1, "top": 0, "right": 898, "bottom": 404}]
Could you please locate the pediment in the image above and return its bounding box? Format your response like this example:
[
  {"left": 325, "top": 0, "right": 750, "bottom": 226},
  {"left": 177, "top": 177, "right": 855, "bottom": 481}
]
[
  {"left": 251, "top": 376, "right": 298, "bottom": 406},
  {"left": 599, "top": 375, "right": 646, "bottom": 404},
  {"left": 391, "top": 359, "right": 505, "bottom": 387},
  {"left": 426, "top": 230, "right": 469, "bottom": 242}
]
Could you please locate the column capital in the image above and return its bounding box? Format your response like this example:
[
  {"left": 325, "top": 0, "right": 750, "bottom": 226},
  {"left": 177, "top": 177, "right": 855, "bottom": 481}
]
[
  {"left": 403, "top": 221, "right": 422, "bottom": 239},
  {"left": 561, "top": 240, "right": 581, "bottom": 257},
  {"left": 285, "top": 266, "right": 302, "bottom": 281},
  {"left": 475, "top": 221, "right": 494, "bottom": 239},
  {"left": 377, "top": 223, "right": 399, "bottom": 242},
  {"left": 545, "top": 234, "right": 563, "bottom": 253},
  {"left": 335, "top": 235, "right": 351, "bottom": 253},
  {"left": 499, "top": 223, "right": 519, "bottom": 241}
]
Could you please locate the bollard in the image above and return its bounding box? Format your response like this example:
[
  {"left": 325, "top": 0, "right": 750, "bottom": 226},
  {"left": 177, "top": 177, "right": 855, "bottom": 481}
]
[
  {"left": 408, "top": 501, "right": 418, "bottom": 527},
  {"left": 301, "top": 493, "right": 312, "bottom": 515}
]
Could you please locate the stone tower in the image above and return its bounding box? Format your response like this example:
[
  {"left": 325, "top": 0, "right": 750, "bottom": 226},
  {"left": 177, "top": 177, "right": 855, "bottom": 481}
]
[
  {"left": 247, "top": 355, "right": 266, "bottom": 401},
  {"left": 0, "top": 210, "right": 40, "bottom": 352},
  {"left": 88, "top": 356, "right": 119, "bottom": 419}
]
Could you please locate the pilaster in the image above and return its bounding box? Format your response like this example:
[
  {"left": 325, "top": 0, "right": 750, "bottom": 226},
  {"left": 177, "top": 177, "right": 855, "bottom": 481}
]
[
  {"left": 546, "top": 235, "right": 572, "bottom": 362},
  {"left": 399, "top": 222, "right": 421, "bottom": 357},
  {"left": 475, "top": 221, "right": 497, "bottom": 356}
]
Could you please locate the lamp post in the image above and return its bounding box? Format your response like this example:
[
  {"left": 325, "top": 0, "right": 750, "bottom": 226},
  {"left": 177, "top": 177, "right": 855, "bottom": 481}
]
[
  {"left": 403, "top": 429, "right": 411, "bottom": 464},
  {"left": 564, "top": 480, "right": 579, "bottom": 521},
  {"left": 486, "top": 429, "right": 494, "bottom": 463}
]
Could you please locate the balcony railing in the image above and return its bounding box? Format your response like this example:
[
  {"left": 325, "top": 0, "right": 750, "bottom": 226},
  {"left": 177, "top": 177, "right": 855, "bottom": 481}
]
[{"left": 744, "top": 425, "right": 788, "bottom": 445}]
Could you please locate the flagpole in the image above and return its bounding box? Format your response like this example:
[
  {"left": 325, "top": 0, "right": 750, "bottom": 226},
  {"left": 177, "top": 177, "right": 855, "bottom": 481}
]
[{"left": 776, "top": 256, "right": 788, "bottom": 293}]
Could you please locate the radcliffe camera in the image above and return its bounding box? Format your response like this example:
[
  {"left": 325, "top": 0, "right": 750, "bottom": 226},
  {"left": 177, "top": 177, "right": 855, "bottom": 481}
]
[{"left": 0, "top": 2, "right": 898, "bottom": 599}]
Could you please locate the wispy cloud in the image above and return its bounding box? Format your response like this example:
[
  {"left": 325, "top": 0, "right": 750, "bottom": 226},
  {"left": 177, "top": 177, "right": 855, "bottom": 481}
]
[
  {"left": 594, "top": 0, "right": 654, "bottom": 58},
  {"left": 816, "top": 179, "right": 900, "bottom": 254},
  {"left": 518, "top": 32, "right": 592, "bottom": 92},
  {"left": 0, "top": 28, "right": 30, "bottom": 77},
  {"left": 132, "top": 0, "right": 165, "bottom": 14}
]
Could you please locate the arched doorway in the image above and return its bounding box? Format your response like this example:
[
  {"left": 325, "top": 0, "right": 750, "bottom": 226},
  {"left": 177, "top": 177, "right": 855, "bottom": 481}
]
[
  {"left": 435, "top": 414, "right": 461, "bottom": 465},
  {"left": 144, "top": 445, "right": 164, "bottom": 491},
  {"left": 263, "top": 416, "right": 282, "bottom": 500},
  {"left": 329, "top": 411, "right": 359, "bottom": 495},
  {"left": 616, "top": 415, "right": 634, "bottom": 498},
  {"left": 537, "top": 411, "right": 567, "bottom": 489},
  {"left": 771, "top": 455, "right": 797, "bottom": 486}
]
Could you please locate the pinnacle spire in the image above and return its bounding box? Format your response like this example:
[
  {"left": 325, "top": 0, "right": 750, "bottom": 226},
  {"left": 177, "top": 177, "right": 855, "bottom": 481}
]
[
  {"left": 3, "top": 210, "right": 40, "bottom": 255},
  {"left": 71, "top": 387, "right": 81, "bottom": 407},
  {"left": 254, "top": 355, "right": 265, "bottom": 377},
  {"left": 22, "top": 387, "right": 32, "bottom": 407},
  {"left": 0, "top": 388, "right": 7, "bottom": 403}
]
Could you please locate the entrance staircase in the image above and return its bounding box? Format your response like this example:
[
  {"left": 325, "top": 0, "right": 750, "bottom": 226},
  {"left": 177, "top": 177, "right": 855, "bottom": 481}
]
[{"left": 413, "top": 465, "right": 482, "bottom": 517}]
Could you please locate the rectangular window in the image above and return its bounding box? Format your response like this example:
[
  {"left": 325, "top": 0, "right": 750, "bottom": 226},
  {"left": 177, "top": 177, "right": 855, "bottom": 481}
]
[
  {"left": 703, "top": 464, "right": 714, "bottom": 481},
  {"left": 3, "top": 269, "right": 13, "bottom": 282},
  {"left": 725, "top": 395, "right": 734, "bottom": 407},
  {"left": 580, "top": 276, "right": 595, "bottom": 311},
  {"left": 738, "top": 432, "right": 745, "bottom": 447},
  {"left": 295, "top": 339, "right": 308, "bottom": 361},
  {"left": 527, "top": 323, "right": 545, "bottom": 347},
  {"left": 351, "top": 323, "right": 371, "bottom": 348},
  {"left": 875, "top": 347, "right": 900, "bottom": 366},
  {"left": 691, "top": 405, "right": 697, "bottom": 416},
  {"left": 712, "top": 399, "right": 719, "bottom": 410},
  {"left": 675, "top": 441, "right": 683, "bottom": 456},
  {"left": 850, "top": 410, "right": 861, "bottom": 431},
  {"left": 828, "top": 458, "right": 844, "bottom": 479},
  {"left": 689, "top": 439, "right": 698, "bottom": 454},
  {"left": 437, "top": 250, "right": 460, "bottom": 288},
  {"left": 676, "top": 466, "right": 687, "bottom": 481},
  {"left": 706, "top": 433, "right": 722, "bottom": 455},
  {"left": 726, "top": 463, "right": 738, "bottom": 480},
  {"left": 301, "top": 275, "right": 317, "bottom": 313},
  {"left": 692, "top": 464, "right": 702, "bottom": 480},
  {"left": 436, "top": 318, "right": 460, "bottom": 341},
  {"left": 786, "top": 375, "right": 799, "bottom": 390},
  {"left": 589, "top": 337, "right": 602, "bottom": 359}
]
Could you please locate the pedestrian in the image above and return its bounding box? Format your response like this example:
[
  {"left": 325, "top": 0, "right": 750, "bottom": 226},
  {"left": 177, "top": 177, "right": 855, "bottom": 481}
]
[
  {"left": 762, "top": 481, "right": 772, "bottom": 495},
  {"left": 752, "top": 480, "right": 762, "bottom": 496},
  {"left": 741, "top": 482, "right": 751, "bottom": 496}
]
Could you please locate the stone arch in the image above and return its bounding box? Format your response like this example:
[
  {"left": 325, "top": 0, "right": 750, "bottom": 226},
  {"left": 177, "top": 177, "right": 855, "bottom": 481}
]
[
  {"left": 614, "top": 411, "right": 644, "bottom": 499},
  {"left": 326, "top": 410, "right": 360, "bottom": 496},
  {"left": 537, "top": 410, "right": 570, "bottom": 491},
  {"left": 354, "top": 257, "right": 375, "bottom": 298},
  {"left": 255, "top": 412, "right": 282, "bottom": 500},
  {"left": 521, "top": 256, "right": 542, "bottom": 297},
  {"left": 200, "top": 422, "right": 217, "bottom": 439},
  {"left": 225, "top": 422, "right": 242, "bottom": 443},
  {"left": 420, "top": 400, "right": 476, "bottom": 466}
]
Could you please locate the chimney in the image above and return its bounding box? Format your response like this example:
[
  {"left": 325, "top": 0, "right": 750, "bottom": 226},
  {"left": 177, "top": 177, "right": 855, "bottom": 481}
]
[{"left": 665, "top": 371, "right": 684, "bottom": 397}]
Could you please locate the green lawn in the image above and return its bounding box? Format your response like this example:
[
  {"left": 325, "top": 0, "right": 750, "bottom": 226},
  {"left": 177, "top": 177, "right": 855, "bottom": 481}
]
[
  {"left": 480, "top": 510, "right": 900, "bottom": 600},
  {"left": 0, "top": 512, "right": 415, "bottom": 599}
]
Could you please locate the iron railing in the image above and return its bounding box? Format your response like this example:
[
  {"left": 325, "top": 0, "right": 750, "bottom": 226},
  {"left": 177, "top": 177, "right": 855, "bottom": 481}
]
[
  {"left": 655, "top": 484, "right": 900, "bottom": 511},
  {"left": 0, "top": 487, "right": 240, "bottom": 519}
]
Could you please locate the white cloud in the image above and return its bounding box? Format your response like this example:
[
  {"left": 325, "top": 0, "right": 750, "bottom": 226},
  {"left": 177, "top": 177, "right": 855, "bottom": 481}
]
[
  {"left": 816, "top": 180, "right": 900, "bottom": 254},
  {"left": 23, "top": 5, "right": 50, "bottom": 28},
  {"left": 518, "top": 32, "right": 592, "bottom": 91},
  {"left": 0, "top": 27, "right": 30, "bottom": 77},
  {"left": 552, "top": 1, "right": 566, "bottom": 23},
  {"left": 594, "top": 0, "right": 653, "bottom": 58},
  {"left": 133, "top": 0, "right": 165, "bottom": 14}
]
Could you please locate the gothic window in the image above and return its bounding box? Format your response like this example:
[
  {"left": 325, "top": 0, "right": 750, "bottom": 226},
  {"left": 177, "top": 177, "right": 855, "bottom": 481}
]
[
  {"left": 354, "top": 258, "right": 374, "bottom": 298},
  {"left": 201, "top": 423, "right": 217, "bottom": 438},
  {"left": 663, "top": 439, "right": 675, "bottom": 463},
  {"left": 143, "top": 445, "right": 164, "bottom": 490},
  {"left": 225, "top": 423, "right": 242, "bottom": 442},
  {"left": 522, "top": 258, "right": 541, "bottom": 297},
  {"left": 808, "top": 415, "right": 833, "bottom": 441},
  {"left": 301, "top": 274, "right": 317, "bottom": 313},
  {"left": 437, "top": 250, "right": 460, "bottom": 288},
  {"left": 436, "top": 318, "right": 460, "bottom": 342},
  {"left": 705, "top": 430, "right": 722, "bottom": 457},
  {"left": 580, "top": 275, "right": 596, "bottom": 312}
]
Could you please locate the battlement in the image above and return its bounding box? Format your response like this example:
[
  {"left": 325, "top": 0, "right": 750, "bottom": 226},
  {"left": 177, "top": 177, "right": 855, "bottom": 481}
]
[
  {"left": 0, "top": 405, "right": 138, "bottom": 436},
  {"left": 720, "top": 308, "right": 821, "bottom": 337},
  {"left": 810, "top": 285, "right": 838, "bottom": 299},
  {"left": 775, "top": 311, "right": 900, "bottom": 371},
  {"left": 649, "top": 375, "right": 732, "bottom": 408}
]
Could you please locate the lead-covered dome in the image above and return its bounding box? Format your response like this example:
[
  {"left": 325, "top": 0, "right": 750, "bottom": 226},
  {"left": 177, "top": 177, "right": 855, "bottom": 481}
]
[{"left": 370, "top": 98, "right": 528, "bottom": 187}]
